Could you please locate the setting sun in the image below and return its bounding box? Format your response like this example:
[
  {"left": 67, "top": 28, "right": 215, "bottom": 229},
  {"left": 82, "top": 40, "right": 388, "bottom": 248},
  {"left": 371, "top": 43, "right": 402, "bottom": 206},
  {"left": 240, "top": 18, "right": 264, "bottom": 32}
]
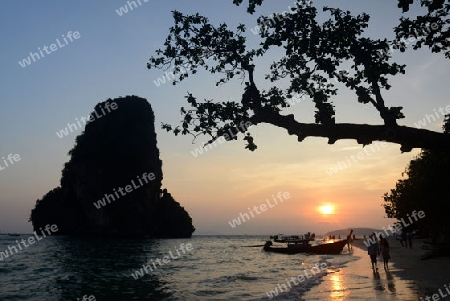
[{"left": 319, "top": 205, "right": 335, "bottom": 215}]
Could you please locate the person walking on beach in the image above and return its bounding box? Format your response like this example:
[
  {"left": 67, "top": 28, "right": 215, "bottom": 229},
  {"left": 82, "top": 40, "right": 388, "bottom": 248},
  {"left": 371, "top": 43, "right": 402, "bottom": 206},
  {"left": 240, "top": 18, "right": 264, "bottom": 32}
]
[
  {"left": 380, "top": 236, "right": 391, "bottom": 269},
  {"left": 367, "top": 234, "right": 379, "bottom": 270},
  {"left": 406, "top": 231, "right": 413, "bottom": 248},
  {"left": 347, "top": 229, "right": 354, "bottom": 251},
  {"left": 400, "top": 230, "right": 407, "bottom": 247}
]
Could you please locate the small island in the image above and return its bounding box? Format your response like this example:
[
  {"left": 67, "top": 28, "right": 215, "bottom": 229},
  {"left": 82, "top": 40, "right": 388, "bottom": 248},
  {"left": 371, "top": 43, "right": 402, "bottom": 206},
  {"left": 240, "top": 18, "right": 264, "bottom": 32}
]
[{"left": 30, "top": 96, "right": 195, "bottom": 238}]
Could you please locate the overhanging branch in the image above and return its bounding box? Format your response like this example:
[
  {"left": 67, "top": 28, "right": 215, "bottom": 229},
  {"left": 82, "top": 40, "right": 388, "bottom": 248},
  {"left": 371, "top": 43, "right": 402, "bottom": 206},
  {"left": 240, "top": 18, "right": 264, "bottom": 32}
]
[{"left": 251, "top": 109, "right": 450, "bottom": 152}]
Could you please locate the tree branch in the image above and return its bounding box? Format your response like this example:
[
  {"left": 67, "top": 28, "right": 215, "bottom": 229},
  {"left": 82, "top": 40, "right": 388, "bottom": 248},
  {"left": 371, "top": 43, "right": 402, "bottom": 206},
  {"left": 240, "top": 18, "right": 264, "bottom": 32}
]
[{"left": 251, "top": 109, "right": 450, "bottom": 152}]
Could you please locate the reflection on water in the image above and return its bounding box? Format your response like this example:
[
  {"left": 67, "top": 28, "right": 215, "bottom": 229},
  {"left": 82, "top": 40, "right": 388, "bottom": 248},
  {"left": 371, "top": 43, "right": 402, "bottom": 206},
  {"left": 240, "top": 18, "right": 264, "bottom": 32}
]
[
  {"left": 371, "top": 268, "right": 403, "bottom": 297},
  {"left": 329, "top": 272, "right": 348, "bottom": 300},
  {"left": 0, "top": 235, "right": 342, "bottom": 301},
  {"left": 385, "top": 270, "right": 396, "bottom": 293},
  {"left": 0, "top": 236, "right": 424, "bottom": 300},
  {"left": 372, "top": 269, "right": 384, "bottom": 291},
  {"left": 305, "top": 245, "right": 422, "bottom": 300}
]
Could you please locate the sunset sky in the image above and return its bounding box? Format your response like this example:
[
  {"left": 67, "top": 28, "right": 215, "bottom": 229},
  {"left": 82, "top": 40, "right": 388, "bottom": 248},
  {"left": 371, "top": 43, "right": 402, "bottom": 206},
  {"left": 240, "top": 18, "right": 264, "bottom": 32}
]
[{"left": 0, "top": 1, "right": 448, "bottom": 235}]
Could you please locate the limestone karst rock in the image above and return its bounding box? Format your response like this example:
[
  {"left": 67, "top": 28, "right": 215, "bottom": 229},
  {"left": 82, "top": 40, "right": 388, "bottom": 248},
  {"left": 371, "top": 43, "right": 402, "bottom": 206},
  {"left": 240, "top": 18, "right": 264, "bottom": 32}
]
[{"left": 30, "top": 96, "right": 195, "bottom": 237}]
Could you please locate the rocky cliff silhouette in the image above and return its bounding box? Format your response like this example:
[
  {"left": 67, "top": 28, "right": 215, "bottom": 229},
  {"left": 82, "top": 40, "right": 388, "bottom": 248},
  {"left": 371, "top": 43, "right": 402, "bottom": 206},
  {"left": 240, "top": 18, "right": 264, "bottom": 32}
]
[{"left": 30, "top": 96, "right": 195, "bottom": 237}]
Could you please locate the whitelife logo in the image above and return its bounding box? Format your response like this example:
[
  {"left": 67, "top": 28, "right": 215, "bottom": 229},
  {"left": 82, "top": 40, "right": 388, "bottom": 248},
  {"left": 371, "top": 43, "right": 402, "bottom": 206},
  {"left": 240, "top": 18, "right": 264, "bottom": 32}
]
[
  {"left": 130, "top": 243, "right": 193, "bottom": 279},
  {"left": 420, "top": 283, "right": 450, "bottom": 301},
  {"left": 152, "top": 50, "right": 214, "bottom": 87},
  {"left": 249, "top": 0, "right": 313, "bottom": 35},
  {"left": 0, "top": 224, "right": 58, "bottom": 261},
  {"left": 190, "top": 121, "right": 253, "bottom": 158},
  {"left": 0, "top": 153, "right": 21, "bottom": 171},
  {"left": 325, "top": 141, "right": 387, "bottom": 176},
  {"left": 228, "top": 192, "right": 290, "bottom": 228},
  {"left": 76, "top": 296, "right": 95, "bottom": 301},
  {"left": 266, "top": 262, "right": 328, "bottom": 299},
  {"left": 93, "top": 172, "right": 156, "bottom": 209},
  {"left": 115, "top": 0, "right": 149, "bottom": 16},
  {"left": 18, "top": 31, "right": 81, "bottom": 68},
  {"left": 362, "top": 210, "right": 425, "bottom": 247},
  {"left": 376, "top": 21, "right": 440, "bottom": 59},
  {"left": 56, "top": 102, "right": 118, "bottom": 139},
  {"left": 414, "top": 105, "right": 450, "bottom": 129}
]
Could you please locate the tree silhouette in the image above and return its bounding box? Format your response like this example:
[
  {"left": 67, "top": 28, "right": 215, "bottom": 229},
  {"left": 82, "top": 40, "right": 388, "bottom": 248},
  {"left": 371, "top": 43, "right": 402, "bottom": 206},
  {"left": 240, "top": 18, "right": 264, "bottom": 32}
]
[
  {"left": 147, "top": 0, "right": 450, "bottom": 152},
  {"left": 383, "top": 114, "right": 450, "bottom": 244}
]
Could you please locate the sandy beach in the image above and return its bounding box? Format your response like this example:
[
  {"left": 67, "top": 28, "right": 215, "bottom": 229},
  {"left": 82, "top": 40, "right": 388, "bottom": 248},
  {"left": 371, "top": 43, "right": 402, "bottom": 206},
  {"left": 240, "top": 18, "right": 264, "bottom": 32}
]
[
  {"left": 382, "top": 237, "right": 450, "bottom": 299},
  {"left": 302, "top": 237, "right": 450, "bottom": 300}
]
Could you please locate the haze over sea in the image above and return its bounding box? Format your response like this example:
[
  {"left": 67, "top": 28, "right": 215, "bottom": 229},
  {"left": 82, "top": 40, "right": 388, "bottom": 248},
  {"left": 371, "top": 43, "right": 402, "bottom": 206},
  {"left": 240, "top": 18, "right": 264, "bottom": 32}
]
[{"left": 0, "top": 235, "right": 422, "bottom": 300}]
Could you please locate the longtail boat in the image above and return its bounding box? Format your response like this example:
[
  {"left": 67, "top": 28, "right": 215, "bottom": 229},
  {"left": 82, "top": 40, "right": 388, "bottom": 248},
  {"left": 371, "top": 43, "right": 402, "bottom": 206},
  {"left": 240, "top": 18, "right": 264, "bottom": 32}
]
[
  {"left": 263, "top": 238, "right": 348, "bottom": 255},
  {"left": 270, "top": 233, "right": 316, "bottom": 243}
]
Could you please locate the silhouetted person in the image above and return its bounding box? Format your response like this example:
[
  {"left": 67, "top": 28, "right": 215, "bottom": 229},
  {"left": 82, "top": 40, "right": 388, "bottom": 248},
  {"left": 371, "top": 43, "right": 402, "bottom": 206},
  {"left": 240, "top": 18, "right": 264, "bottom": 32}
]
[
  {"left": 406, "top": 231, "right": 413, "bottom": 248},
  {"left": 367, "top": 234, "right": 379, "bottom": 271},
  {"left": 400, "top": 230, "right": 407, "bottom": 247},
  {"left": 380, "top": 236, "right": 390, "bottom": 269},
  {"left": 347, "top": 229, "right": 354, "bottom": 251},
  {"left": 395, "top": 233, "right": 403, "bottom": 247}
]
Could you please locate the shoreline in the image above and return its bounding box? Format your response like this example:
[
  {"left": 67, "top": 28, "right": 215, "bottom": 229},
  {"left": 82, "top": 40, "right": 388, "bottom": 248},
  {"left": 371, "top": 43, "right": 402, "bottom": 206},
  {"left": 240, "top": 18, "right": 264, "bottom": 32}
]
[
  {"left": 354, "top": 237, "right": 450, "bottom": 297},
  {"left": 378, "top": 237, "right": 450, "bottom": 294},
  {"left": 301, "top": 237, "right": 450, "bottom": 300}
]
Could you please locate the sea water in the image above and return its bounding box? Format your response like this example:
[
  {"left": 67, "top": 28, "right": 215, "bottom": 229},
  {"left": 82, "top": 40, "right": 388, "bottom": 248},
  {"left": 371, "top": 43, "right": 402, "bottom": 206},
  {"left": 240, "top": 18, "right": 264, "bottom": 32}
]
[{"left": 0, "top": 235, "right": 419, "bottom": 300}]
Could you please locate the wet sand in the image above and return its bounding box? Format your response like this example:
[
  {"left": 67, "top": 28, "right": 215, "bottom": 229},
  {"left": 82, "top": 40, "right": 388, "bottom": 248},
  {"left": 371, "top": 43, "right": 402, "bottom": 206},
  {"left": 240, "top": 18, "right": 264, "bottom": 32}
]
[
  {"left": 301, "top": 237, "right": 450, "bottom": 300},
  {"left": 380, "top": 237, "right": 450, "bottom": 299}
]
